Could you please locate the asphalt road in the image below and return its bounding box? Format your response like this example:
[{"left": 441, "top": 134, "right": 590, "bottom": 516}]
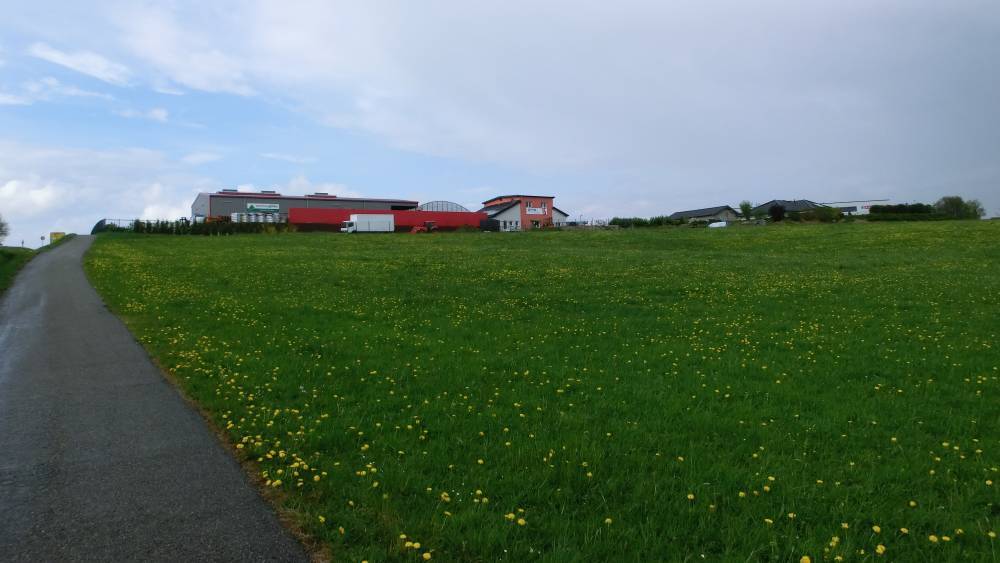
[{"left": 0, "top": 236, "right": 308, "bottom": 562}]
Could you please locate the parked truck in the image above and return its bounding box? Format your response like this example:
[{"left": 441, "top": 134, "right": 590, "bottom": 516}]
[{"left": 342, "top": 214, "right": 395, "bottom": 233}]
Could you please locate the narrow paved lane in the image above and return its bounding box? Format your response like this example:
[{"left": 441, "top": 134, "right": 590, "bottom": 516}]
[{"left": 0, "top": 236, "right": 307, "bottom": 562}]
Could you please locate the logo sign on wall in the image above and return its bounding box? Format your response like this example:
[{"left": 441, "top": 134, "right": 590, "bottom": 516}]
[
  {"left": 247, "top": 203, "right": 280, "bottom": 213},
  {"left": 525, "top": 206, "right": 546, "bottom": 215}
]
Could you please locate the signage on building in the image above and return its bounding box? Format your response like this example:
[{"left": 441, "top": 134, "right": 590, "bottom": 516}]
[
  {"left": 525, "top": 206, "right": 546, "bottom": 215},
  {"left": 247, "top": 203, "right": 280, "bottom": 213}
]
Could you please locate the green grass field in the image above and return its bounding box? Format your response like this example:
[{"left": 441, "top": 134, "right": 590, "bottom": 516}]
[
  {"left": 85, "top": 222, "right": 999, "bottom": 562},
  {"left": 0, "top": 246, "right": 35, "bottom": 295}
]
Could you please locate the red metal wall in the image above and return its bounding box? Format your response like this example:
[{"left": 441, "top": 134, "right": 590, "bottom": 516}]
[{"left": 289, "top": 208, "right": 488, "bottom": 231}]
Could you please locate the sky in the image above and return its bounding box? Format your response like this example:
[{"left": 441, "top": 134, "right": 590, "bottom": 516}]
[{"left": 1, "top": 1, "right": 999, "bottom": 247}]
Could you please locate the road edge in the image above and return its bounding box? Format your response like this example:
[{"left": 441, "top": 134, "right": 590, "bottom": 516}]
[{"left": 81, "top": 235, "right": 332, "bottom": 563}]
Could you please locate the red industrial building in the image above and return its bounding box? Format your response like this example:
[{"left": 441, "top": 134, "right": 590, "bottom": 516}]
[{"left": 289, "top": 208, "right": 488, "bottom": 231}]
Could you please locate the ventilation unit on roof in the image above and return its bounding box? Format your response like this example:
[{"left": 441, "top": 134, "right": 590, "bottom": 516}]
[
  {"left": 220, "top": 188, "right": 238, "bottom": 192},
  {"left": 314, "top": 192, "right": 329, "bottom": 195},
  {"left": 260, "top": 190, "right": 278, "bottom": 194}
]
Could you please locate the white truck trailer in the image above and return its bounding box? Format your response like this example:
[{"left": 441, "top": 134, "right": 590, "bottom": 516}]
[{"left": 342, "top": 214, "right": 395, "bottom": 233}]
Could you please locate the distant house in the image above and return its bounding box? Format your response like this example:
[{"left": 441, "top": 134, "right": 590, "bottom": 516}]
[
  {"left": 668, "top": 205, "right": 740, "bottom": 222},
  {"left": 751, "top": 199, "right": 823, "bottom": 215},
  {"left": 478, "top": 194, "right": 571, "bottom": 231}
]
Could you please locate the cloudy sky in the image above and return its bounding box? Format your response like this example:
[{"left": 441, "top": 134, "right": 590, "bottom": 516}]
[{"left": 1, "top": 1, "right": 998, "bottom": 246}]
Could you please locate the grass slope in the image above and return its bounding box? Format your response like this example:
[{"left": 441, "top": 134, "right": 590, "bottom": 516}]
[
  {"left": 86, "top": 223, "right": 999, "bottom": 562},
  {"left": 0, "top": 246, "right": 35, "bottom": 295}
]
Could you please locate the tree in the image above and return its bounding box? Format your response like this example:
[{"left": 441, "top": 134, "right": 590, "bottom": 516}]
[
  {"left": 935, "top": 196, "right": 984, "bottom": 219},
  {"left": 0, "top": 213, "right": 8, "bottom": 244},
  {"left": 739, "top": 200, "right": 753, "bottom": 219},
  {"left": 964, "top": 199, "right": 985, "bottom": 219},
  {"left": 768, "top": 204, "right": 786, "bottom": 222}
]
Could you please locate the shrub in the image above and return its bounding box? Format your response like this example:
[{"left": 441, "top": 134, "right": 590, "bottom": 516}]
[{"left": 768, "top": 204, "right": 786, "bottom": 222}]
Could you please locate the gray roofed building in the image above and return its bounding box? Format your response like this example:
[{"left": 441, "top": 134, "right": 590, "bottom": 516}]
[
  {"left": 751, "top": 199, "right": 823, "bottom": 214},
  {"left": 668, "top": 205, "right": 739, "bottom": 222}
]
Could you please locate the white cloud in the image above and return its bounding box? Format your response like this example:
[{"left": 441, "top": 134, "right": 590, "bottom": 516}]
[
  {"left": 147, "top": 107, "right": 169, "bottom": 122},
  {"left": 114, "top": 6, "right": 254, "bottom": 95},
  {"left": 260, "top": 152, "right": 317, "bottom": 164},
  {"left": 0, "top": 92, "right": 30, "bottom": 105},
  {"left": 28, "top": 42, "right": 130, "bottom": 86},
  {"left": 0, "top": 177, "right": 62, "bottom": 216},
  {"left": 181, "top": 152, "right": 222, "bottom": 165},
  {"left": 116, "top": 107, "right": 169, "bottom": 122},
  {"left": 22, "top": 76, "right": 114, "bottom": 101},
  {"left": 0, "top": 139, "right": 215, "bottom": 248},
  {"left": 281, "top": 174, "right": 359, "bottom": 198}
]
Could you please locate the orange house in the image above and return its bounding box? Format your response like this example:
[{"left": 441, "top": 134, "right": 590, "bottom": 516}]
[{"left": 478, "top": 195, "right": 569, "bottom": 231}]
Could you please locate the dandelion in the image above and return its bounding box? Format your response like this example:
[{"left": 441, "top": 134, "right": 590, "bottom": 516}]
[
  {"left": 872, "top": 525, "right": 881, "bottom": 534},
  {"left": 687, "top": 493, "right": 695, "bottom": 501},
  {"left": 517, "top": 518, "right": 527, "bottom": 526},
  {"left": 764, "top": 518, "right": 774, "bottom": 525},
  {"left": 604, "top": 518, "right": 613, "bottom": 525},
  {"left": 875, "top": 544, "right": 886, "bottom": 555},
  {"left": 900, "top": 528, "right": 909, "bottom": 535},
  {"left": 317, "top": 515, "right": 325, "bottom": 523},
  {"left": 423, "top": 554, "right": 432, "bottom": 561},
  {"left": 800, "top": 556, "right": 811, "bottom": 563},
  {"left": 928, "top": 535, "right": 939, "bottom": 543}
]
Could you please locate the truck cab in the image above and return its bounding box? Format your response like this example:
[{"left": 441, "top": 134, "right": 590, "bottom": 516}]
[{"left": 342, "top": 220, "right": 356, "bottom": 233}]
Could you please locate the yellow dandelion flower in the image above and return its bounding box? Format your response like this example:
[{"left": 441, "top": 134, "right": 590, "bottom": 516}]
[
  {"left": 517, "top": 518, "right": 527, "bottom": 526},
  {"left": 875, "top": 544, "right": 886, "bottom": 555},
  {"left": 604, "top": 518, "right": 613, "bottom": 525},
  {"left": 872, "top": 525, "right": 881, "bottom": 534},
  {"left": 687, "top": 493, "right": 695, "bottom": 501},
  {"left": 928, "top": 535, "right": 939, "bottom": 543},
  {"left": 800, "top": 556, "right": 811, "bottom": 563},
  {"left": 423, "top": 554, "right": 432, "bottom": 561}
]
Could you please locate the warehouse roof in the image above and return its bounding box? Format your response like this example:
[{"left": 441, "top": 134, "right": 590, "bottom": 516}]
[
  {"left": 203, "top": 191, "right": 418, "bottom": 204},
  {"left": 668, "top": 205, "right": 736, "bottom": 220},
  {"left": 751, "top": 199, "right": 823, "bottom": 213}
]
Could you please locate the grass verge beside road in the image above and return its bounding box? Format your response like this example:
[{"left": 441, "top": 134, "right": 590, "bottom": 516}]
[
  {"left": 1, "top": 235, "right": 77, "bottom": 296},
  {"left": 1, "top": 247, "right": 36, "bottom": 295},
  {"left": 86, "top": 223, "right": 999, "bottom": 561}
]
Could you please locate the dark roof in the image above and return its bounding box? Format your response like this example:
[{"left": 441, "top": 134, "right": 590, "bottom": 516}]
[
  {"left": 482, "top": 194, "right": 554, "bottom": 204},
  {"left": 751, "top": 199, "right": 823, "bottom": 213},
  {"left": 668, "top": 205, "right": 736, "bottom": 220},
  {"left": 478, "top": 200, "right": 521, "bottom": 216},
  {"left": 205, "top": 192, "right": 418, "bottom": 204}
]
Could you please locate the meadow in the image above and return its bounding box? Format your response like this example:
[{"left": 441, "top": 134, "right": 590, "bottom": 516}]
[
  {"left": 85, "top": 222, "right": 999, "bottom": 562},
  {"left": 1, "top": 246, "right": 36, "bottom": 295}
]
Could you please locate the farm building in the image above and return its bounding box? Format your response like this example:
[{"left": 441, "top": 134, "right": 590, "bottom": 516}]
[
  {"left": 191, "top": 189, "right": 418, "bottom": 221},
  {"left": 818, "top": 199, "right": 891, "bottom": 215},
  {"left": 289, "top": 208, "right": 488, "bottom": 231},
  {"left": 478, "top": 195, "right": 570, "bottom": 231},
  {"left": 751, "top": 199, "right": 823, "bottom": 215},
  {"left": 668, "top": 205, "right": 739, "bottom": 222}
]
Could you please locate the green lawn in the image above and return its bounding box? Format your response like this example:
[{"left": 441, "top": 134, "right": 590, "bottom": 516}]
[
  {"left": 0, "top": 246, "right": 35, "bottom": 295},
  {"left": 85, "top": 222, "right": 999, "bottom": 562}
]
